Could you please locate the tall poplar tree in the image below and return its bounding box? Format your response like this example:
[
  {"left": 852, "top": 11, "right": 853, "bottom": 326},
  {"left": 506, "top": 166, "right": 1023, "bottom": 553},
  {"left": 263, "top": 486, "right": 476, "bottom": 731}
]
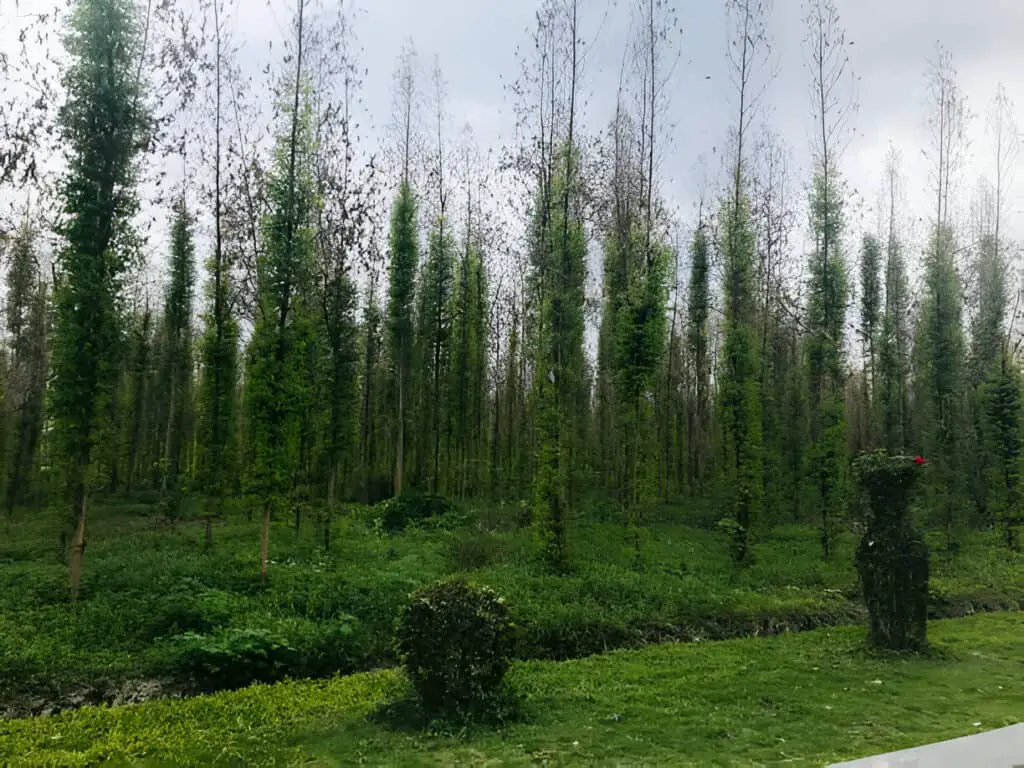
[
  {"left": 196, "top": 0, "right": 240, "bottom": 512},
  {"left": 309, "top": 6, "right": 373, "bottom": 543},
  {"left": 51, "top": 0, "right": 149, "bottom": 598},
  {"left": 159, "top": 197, "right": 196, "bottom": 500},
  {"left": 532, "top": 144, "right": 587, "bottom": 570},
  {"left": 449, "top": 235, "right": 487, "bottom": 497},
  {"left": 917, "top": 45, "right": 969, "bottom": 544},
  {"left": 858, "top": 234, "right": 882, "bottom": 449},
  {"left": 804, "top": 0, "right": 852, "bottom": 559},
  {"left": 971, "top": 87, "right": 1021, "bottom": 546},
  {"left": 525, "top": 0, "right": 587, "bottom": 570},
  {"left": 386, "top": 43, "right": 420, "bottom": 497},
  {"left": 245, "top": 0, "right": 317, "bottom": 583},
  {"left": 4, "top": 219, "right": 48, "bottom": 516},
  {"left": 685, "top": 220, "right": 711, "bottom": 495},
  {"left": 878, "top": 148, "right": 911, "bottom": 454},
  {"left": 449, "top": 134, "right": 489, "bottom": 498},
  {"left": 717, "top": 0, "right": 769, "bottom": 560},
  {"left": 387, "top": 183, "right": 418, "bottom": 497}
]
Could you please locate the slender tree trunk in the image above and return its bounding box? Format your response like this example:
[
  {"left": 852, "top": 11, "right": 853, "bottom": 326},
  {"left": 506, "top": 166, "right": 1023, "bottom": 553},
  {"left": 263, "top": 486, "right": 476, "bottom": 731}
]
[
  {"left": 260, "top": 503, "right": 270, "bottom": 585},
  {"left": 395, "top": 377, "right": 404, "bottom": 495},
  {"left": 162, "top": 379, "right": 176, "bottom": 494},
  {"left": 68, "top": 461, "right": 88, "bottom": 600},
  {"left": 324, "top": 461, "right": 336, "bottom": 551}
]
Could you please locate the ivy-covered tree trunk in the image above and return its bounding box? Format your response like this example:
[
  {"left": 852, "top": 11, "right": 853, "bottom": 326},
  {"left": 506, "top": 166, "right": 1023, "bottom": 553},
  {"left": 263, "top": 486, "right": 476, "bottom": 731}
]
[
  {"left": 358, "top": 285, "right": 387, "bottom": 502},
  {"left": 718, "top": 194, "right": 763, "bottom": 561},
  {"left": 805, "top": 171, "right": 849, "bottom": 559},
  {"left": 450, "top": 229, "right": 487, "bottom": 499},
  {"left": 51, "top": 0, "right": 148, "bottom": 598},
  {"left": 685, "top": 223, "right": 711, "bottom": 497},
  {"left": 415, "top": 223, "right": 454, "bottom": 493},
  {"left": 532, "top": 145, "right": 587, "bottom": 571},
  {"left": 310, "top": 33, "right": 372, "bottom": 545},
  {"left": 615, "top": 228, "right": 668, "bottom": 559},
  {"left": 159, "top": 198, "right": 196, "bottom": 505},
  {"left": 386, "top": 183, "right": 418, "bottom": 497},
  {"left": 858, "top": 235, "right": 882, "bottom": 450},
  {"left": 804, "top": 0, "right": 852, "bottom": 560}
]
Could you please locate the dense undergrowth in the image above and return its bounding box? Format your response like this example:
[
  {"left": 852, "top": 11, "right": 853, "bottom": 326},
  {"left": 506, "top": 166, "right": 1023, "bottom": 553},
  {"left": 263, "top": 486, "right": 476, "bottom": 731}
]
[
  {"left": 2, "top": 495, "right": 1023, "bottom": 715},
  {"left": 1, "top": 613, "right": 1022, "bottom": 766}
]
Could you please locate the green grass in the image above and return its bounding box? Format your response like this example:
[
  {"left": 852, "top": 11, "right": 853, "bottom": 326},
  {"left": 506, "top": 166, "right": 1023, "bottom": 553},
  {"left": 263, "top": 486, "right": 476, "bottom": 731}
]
[
  {"left": 2, "top": 497, "right": 1023, "bottom": 708},
  {"left": 2, "top": 612, "right": 1021, "bottom": 766}
]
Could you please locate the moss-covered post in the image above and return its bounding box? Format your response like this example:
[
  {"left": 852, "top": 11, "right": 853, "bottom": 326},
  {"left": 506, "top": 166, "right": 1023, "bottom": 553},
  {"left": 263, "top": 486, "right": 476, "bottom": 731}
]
[{"left": 852, "top": 450, "right": 929, "bottom": 651}]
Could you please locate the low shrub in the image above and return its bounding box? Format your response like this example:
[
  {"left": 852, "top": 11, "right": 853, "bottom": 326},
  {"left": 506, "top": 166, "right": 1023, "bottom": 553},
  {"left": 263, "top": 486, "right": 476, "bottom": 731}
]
[
  {"left": 447, "top": 527, "right": 511, "bottom": 571},
  {"left": 717, "top": 517, "right": 748, "bottom": 563},
  {"left": 162, "top": 611, "right": 364, "bottom": 692},
  {"left": 277, "top": 615, "right": 363, "bottom": 678},
  {"left": 144, "top": 582, "right": 239, "bottom": 640},
  {"left": 166, "top": 628, "right": 300, "bottom": 692},
  {"left": 374, "top": 494, "right": 455, "bottom": 533},
  {"left": 396, "top": 579, "right": 515, "bottom": 718}
]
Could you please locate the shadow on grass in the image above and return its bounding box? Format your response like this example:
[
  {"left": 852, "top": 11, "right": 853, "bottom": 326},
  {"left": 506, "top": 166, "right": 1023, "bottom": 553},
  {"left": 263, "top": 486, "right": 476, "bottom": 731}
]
[
  {"left": 848, "top": 639, "right": 960, "bottom": 664},
  {"left": 369, "top": 684, "right": 526, "bottom": 736}
]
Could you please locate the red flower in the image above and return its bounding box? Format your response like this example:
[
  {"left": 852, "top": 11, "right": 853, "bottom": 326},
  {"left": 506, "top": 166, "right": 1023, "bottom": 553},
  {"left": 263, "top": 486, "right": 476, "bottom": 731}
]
[{"left": 913, "top": 456, "right": 926, "bottom": 465}]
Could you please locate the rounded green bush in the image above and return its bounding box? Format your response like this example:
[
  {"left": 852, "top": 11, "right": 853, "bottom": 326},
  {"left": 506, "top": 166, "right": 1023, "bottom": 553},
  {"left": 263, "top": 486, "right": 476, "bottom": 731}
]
[{"left": 396, "top": 579, "right": 514, "bottom": 716}]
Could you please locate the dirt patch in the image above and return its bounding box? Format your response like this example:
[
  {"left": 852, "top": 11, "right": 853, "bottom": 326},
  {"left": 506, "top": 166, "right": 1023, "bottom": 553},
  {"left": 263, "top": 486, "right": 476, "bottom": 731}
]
[{"left": 1, "top": 678, "right": 183, "bottom": 720}]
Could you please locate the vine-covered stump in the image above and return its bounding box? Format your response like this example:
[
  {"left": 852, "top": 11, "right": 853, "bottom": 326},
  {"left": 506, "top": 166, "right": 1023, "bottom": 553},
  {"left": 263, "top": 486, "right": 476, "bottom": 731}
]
[{"left": 852, "top": 451, "right": 929, "bottom": 652}]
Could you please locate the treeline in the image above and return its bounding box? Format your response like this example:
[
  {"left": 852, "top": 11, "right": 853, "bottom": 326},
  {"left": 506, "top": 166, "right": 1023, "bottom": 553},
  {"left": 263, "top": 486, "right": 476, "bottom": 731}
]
[{"left": 0, "top": 0, "right": 1021, "bottom": 592}]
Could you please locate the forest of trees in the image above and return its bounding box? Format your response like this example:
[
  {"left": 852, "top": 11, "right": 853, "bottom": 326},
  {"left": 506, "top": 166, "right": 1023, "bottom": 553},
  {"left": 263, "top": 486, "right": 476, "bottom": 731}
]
[{"left": 0, "top": 0, "right": 1021, "bottom": 592}]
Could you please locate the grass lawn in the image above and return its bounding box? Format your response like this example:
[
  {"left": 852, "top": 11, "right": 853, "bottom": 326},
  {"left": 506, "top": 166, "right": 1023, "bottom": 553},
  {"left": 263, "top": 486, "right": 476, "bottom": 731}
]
[
  {"left": 2, "top": 497, "right": 1024, "bottom": 712},
  {"left": 1, "top": 612, "right": 1021, "bottom": 766}
]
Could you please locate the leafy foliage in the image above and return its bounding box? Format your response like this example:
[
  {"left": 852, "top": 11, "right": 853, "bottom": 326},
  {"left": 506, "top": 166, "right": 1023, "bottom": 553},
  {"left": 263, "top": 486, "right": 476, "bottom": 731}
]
[
  {"left": 166, "top": 614, "right": 361, "bottom": 693},
  {"left": 169, "top": 628, "right": 300, "bottom": 692}
]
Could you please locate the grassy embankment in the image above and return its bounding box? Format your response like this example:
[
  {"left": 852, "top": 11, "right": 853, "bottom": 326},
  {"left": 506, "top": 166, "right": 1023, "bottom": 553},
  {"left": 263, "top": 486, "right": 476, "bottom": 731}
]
[
  {"left": 1, "top": 613, "right": 1021, "bottom": 766},
  {"left": 2, "top": 496, "right": 1022, "bottom": 715}
]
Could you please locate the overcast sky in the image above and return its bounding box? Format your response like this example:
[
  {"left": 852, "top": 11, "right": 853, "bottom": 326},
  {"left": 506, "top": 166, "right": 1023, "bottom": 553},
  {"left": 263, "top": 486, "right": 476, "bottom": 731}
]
[
  {"left": 3, "top": 0, "right": 1024, "bottom": 285},
  {"left": 351, "top": 0, "right": 1024, "bottom": 240}
]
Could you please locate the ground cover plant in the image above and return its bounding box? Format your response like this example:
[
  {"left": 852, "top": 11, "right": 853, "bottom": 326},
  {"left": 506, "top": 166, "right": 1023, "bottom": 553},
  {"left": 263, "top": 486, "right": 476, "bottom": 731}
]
[
  {"left": 1, "top": 613, "right": 1021, "bottom": 766},
  {"left": 2, "top": 496, "right": 1022, "bottom": 718}
]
